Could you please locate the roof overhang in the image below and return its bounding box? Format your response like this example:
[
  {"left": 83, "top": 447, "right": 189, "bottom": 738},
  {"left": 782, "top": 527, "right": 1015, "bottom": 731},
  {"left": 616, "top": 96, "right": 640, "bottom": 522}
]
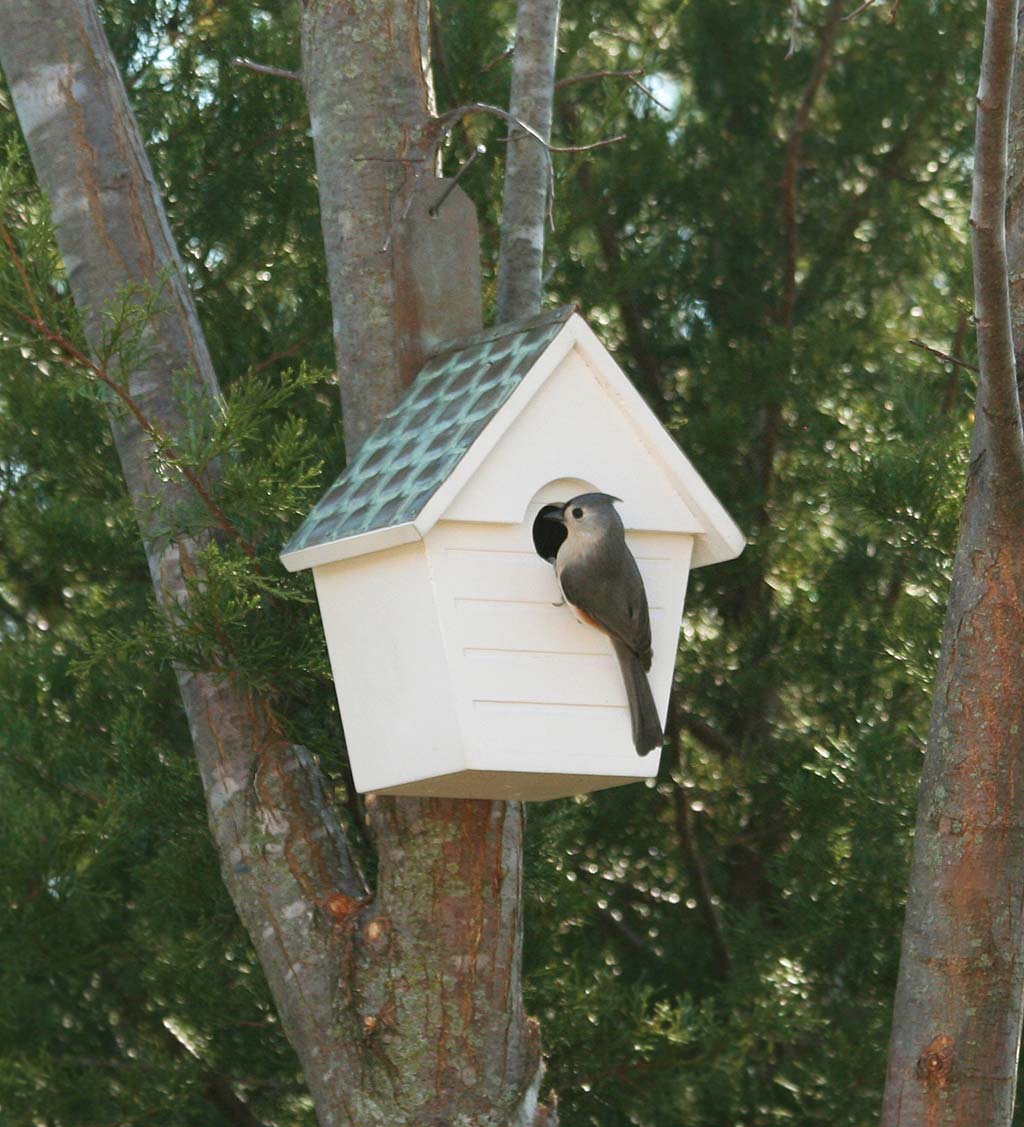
[{"left": 281, "top": 312, "right": 745, "bottom": 572}]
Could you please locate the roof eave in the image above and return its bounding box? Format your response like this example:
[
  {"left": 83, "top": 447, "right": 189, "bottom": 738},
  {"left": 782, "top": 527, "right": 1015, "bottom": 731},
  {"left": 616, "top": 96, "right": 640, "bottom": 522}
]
[
  {"left": 567, "top": 316, "right": 746, "bottom": 569},
  {"left": 280, "top": 522, "right": 421, "bottom": 573}
]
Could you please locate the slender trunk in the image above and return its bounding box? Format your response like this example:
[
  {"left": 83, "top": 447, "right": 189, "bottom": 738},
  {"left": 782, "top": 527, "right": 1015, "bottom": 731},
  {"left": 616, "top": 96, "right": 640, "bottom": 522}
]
[
  {"left": 880, "top": 3, "right": 1024, "bottom": 1124},
  {"left": 496, "top": 0, "right": 561, "bottom": 322}
]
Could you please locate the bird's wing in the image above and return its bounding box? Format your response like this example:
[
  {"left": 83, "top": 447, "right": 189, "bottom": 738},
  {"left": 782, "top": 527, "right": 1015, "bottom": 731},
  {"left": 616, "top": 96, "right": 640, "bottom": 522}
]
[{"left": 559, "top": 548, "right": 652, "bottom": 669}]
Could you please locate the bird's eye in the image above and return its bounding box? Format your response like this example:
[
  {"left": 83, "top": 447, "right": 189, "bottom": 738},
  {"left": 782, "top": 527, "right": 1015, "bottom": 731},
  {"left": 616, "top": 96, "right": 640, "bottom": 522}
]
[{"left": 571, "top": 507, "right": 583, "bottom": 519}]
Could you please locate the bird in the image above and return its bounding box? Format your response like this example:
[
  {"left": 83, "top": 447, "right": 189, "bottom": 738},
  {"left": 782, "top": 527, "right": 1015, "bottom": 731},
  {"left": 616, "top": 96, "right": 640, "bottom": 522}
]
[{"left": 543, "top": 493, "right": 663, "bottom": 754}]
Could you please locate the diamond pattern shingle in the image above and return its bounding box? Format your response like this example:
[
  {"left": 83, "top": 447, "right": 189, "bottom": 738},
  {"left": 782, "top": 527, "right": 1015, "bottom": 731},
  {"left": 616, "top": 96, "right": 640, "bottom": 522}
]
[{"left": 282, "top": 306, "right": 575, "bottom": 559}]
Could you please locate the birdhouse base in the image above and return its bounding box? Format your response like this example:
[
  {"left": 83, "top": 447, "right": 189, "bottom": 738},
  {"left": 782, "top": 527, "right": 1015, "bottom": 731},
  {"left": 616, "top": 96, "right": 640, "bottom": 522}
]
[{"left": 370, "top": 768, "right": 651, "bottom": 802}]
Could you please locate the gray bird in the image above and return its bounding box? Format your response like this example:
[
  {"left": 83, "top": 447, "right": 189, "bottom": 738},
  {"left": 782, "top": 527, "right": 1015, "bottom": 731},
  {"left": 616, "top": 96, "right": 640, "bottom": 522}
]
[{"left": 545, "top": 493, "right": 663, "bottom": 754}]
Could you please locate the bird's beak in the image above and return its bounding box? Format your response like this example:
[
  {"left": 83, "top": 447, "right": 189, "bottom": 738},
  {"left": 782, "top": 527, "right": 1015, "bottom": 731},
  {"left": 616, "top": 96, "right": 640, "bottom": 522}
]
[{"left": 539, "top": 503, "right": 566, "bottom": 524}]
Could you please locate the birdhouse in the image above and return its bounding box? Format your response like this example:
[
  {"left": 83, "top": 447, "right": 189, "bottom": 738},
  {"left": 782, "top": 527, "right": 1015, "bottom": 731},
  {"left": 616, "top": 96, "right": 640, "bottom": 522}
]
[{"left": 280, "top": 306, "right": 744, "bottom": 800}]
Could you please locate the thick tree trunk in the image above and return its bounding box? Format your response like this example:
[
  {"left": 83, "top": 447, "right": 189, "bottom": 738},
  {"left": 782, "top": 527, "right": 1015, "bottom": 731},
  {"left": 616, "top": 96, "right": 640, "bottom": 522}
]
[
  {"left": 0, "top": 5, "right": 368, "bottom": 1124},
  {"left": 496, "top": 0, "right": 561, "bottom": 322},
  {"left": 880, "top": 3, "right": 1024, "bottom": 1124},
  {"left": 2, "top": 1, "right": 553, "bottom": 1123}
]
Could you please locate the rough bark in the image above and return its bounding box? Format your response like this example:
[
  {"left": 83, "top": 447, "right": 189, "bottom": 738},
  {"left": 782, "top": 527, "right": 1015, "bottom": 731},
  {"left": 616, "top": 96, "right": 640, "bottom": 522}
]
[
  {"left": 2, "top": 1, "right": 551, "bottom": 1123},
  {"left": 300, "top": 0, "right": 436, "bottom": 451},
  {"left": 880, "top": 3, "right": 1024, "bottom": 1124},
  {"left": 1006, "top": 3, "right": 1024, "bottom": 381},
  {"left": 0, "top": 6, "right": 370, "bottom": 1125},
  {"left": 496, "top": 0, "right": 561, "bottom": 322}
]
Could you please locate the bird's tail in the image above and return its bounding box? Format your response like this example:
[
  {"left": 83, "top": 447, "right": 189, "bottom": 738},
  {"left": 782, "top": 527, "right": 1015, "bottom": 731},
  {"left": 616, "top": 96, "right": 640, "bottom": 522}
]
[{"left": 612, "top": 640, "right": 663, "bottom": 755}]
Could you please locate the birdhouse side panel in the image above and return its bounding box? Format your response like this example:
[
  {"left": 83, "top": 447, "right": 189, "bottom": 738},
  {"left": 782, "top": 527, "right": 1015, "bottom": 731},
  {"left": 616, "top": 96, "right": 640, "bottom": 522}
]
[
  {"left": 641, "top": 531, "right": 694, "bottom": 712},
  {"left": 311, "top": 542, "right": 466, "bottom": 793}
]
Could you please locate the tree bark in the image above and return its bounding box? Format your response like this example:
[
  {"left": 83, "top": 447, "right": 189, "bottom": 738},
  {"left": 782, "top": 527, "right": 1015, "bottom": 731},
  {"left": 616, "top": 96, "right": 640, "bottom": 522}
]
[
  {"left": 0, "top": 5, "right": 369, "bottom": 1124},
  {"left": 496, "top": 0, "right": 561, "bottom": 322},
  {"left": 2, "top": 1, "right": 552, "bottom": 1123},
  {"left": 880, "top": 3, "right": 1024, "bottom": 1124}
]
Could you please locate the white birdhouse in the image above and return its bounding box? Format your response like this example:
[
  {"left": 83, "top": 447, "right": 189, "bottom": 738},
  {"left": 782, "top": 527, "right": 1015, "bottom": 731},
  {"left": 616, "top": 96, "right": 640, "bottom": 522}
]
[{"left": 280, "top": 307, "right": 744, "bottom": 800}]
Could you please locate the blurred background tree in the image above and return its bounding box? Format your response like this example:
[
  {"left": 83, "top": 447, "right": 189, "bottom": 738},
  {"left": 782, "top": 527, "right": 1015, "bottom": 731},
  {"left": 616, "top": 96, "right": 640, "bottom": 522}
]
[{"left": 0, "top": 0, "right": 989, "bottom": 1124}]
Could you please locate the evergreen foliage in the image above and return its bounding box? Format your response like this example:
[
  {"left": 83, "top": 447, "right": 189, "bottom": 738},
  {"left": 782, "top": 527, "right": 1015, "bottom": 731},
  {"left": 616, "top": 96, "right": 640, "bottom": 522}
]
[{"left": 0, "top": 1, "right": 997, "bottom": 1124}]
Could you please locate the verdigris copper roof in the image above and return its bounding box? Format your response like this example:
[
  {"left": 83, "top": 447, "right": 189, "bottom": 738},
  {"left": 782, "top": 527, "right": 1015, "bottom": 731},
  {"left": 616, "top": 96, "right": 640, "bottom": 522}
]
[{"left": 282, "top": 305, "right": 575, "bottom": 558}]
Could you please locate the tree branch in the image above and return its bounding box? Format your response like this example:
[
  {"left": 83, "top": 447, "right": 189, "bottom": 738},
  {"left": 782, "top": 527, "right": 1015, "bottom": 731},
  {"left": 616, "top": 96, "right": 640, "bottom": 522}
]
[
  {"left": 554, "top": 67, "right": 668, "bottom": 110},
  {"left": 666, "top": 697, "right": 732, "bottom": 979},
  {"left": 780, "top": 0, "right": 847, "bottom": 330},
  {"left": 908, "top": 336, "right": 979, "bottom": 374},
  {"left": 971, "top": 0, "right": 1024, "bottom": 501},
  {"left": 428, "top": 101, "right": 624, "bottom": 242},
  {"left": 677, "top": 710, "right": 740, "bottom": 759},
  {"left": 233, "top": 56, "right": 301, "bottom": 82}
]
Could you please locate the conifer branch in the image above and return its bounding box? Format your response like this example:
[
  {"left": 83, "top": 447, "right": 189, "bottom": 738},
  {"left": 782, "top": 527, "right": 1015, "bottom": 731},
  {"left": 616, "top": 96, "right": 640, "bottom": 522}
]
[
  {"left": 3, "top": 300, "right": 256, "bottom": 558},
  {"left": 1, "top": 224, "right": 43, "bottom": 323}
]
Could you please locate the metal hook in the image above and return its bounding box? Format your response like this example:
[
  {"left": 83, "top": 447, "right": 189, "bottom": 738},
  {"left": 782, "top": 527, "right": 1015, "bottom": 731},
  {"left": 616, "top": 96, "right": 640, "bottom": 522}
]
[{"left": 429, "top": 144, "right": 487, "bottom": 217}]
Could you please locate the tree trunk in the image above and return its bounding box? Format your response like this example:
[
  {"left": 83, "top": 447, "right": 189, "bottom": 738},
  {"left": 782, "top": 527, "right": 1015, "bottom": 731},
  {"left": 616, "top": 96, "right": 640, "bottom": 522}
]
[
  {"left": 496, "top": 0, "right": 561, "bottom": 322},
  {"left": 2, "top": 0, "right": 556, "bottom": 1122},
  {"left": 880, "top": 3, "right": 1024, "bottom": 1124},
  {"left": 0, "top": 4, "right": 369, "bottom": 1123}
]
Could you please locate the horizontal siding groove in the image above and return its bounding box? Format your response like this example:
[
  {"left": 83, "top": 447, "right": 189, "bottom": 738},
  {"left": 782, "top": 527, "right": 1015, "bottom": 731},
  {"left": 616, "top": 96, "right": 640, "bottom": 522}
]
[{"left": 472, "top": 699, "right": 627, "bottom": 712}]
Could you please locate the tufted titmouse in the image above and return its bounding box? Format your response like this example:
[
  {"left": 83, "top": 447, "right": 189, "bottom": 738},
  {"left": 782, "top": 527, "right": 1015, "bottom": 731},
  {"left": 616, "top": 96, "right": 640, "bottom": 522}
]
[{"left": 544, "top": 493, "right": 663, "bottom": 755}]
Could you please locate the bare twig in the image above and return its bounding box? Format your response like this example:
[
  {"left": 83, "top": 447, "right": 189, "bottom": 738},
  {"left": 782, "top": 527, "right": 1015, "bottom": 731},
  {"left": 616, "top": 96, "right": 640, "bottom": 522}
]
[
  {"left": 555, "top": 67, "right": 669, "bottom": 111},
  {"left": 555, "top": 67, "right": 645, "bottom": 90},
  {"left": 481, "top": 44, "right": 515, "bottom": 73},
  {"left": 908, "top": 337, "right": 979, "bottom": 374},
  {"left": 434, "top": 102, "right": 623, "bottom": 157},
  {"left": 627, "top": 74, "right": 670, "bottom": 111},
  {"left": 944, "top": 312, "right": 972, "bottom": 412},
  {"left": 843, "top": 0, "right": 878, "bottom": 21},
  {"left": 786, "top": 0, "right": 800, "bottom": 59},
  {"left": 429, "top": 101, "right": 625, "bottom": 233},
  {"left": 233, "top": 56, "right": 301, "bottom": 83}
]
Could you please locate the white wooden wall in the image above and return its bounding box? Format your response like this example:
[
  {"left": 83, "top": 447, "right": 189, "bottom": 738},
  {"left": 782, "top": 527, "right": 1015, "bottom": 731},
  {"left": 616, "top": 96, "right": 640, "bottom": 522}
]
[{"left": 424, "top": 512, "right": 693, "bottom": 782}]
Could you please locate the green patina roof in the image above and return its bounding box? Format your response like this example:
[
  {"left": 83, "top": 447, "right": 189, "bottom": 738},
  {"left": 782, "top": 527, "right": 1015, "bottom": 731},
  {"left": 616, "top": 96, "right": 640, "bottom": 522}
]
[{"left": 282, "top": 305, "right": 575, "bottom": 558}]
